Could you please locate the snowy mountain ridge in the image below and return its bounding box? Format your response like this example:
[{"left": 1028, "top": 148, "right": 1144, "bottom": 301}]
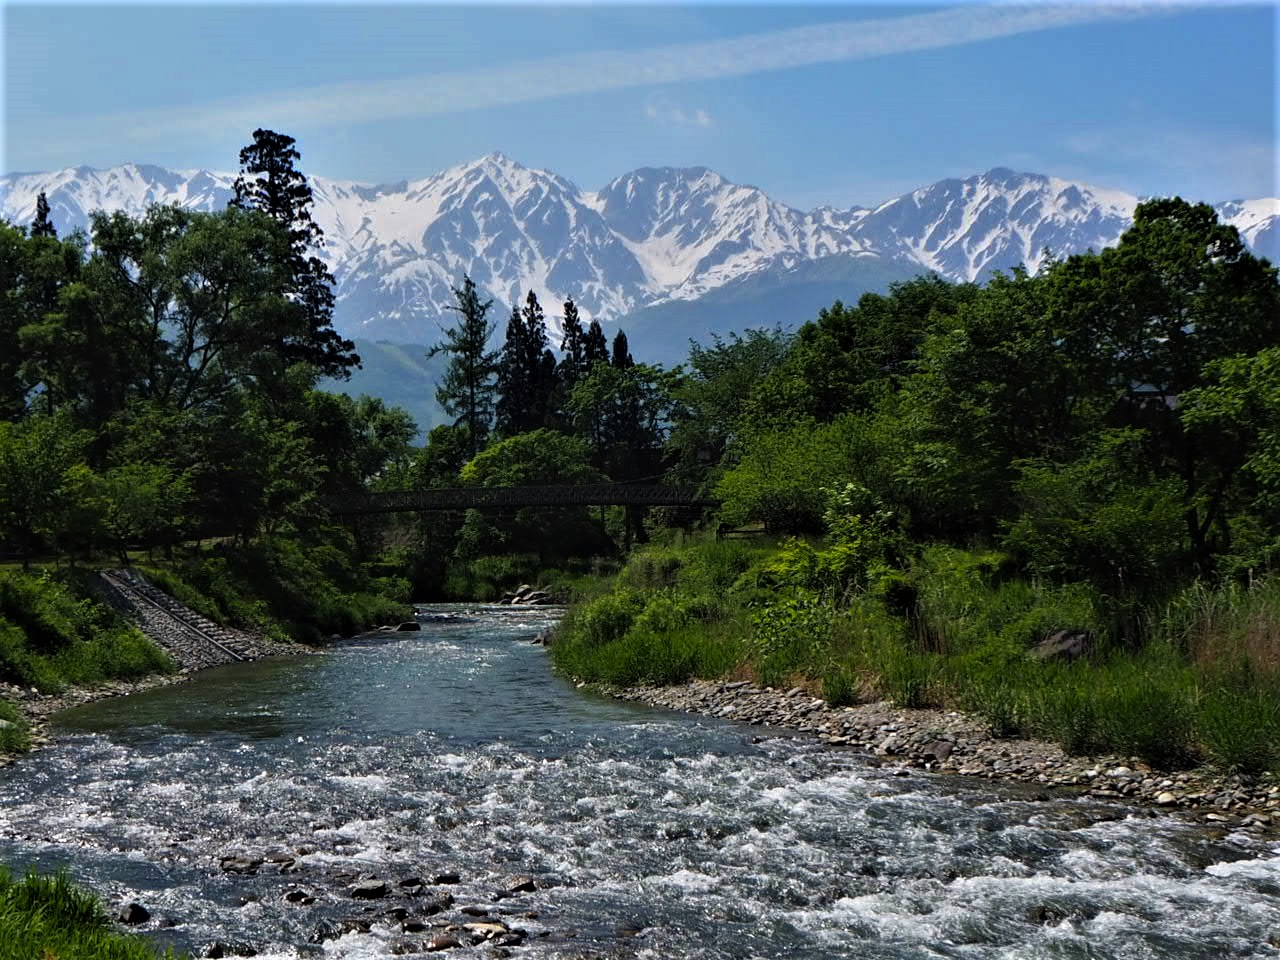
[{"left": 2, "top": 155, "right": 1276, "bottom": 345}]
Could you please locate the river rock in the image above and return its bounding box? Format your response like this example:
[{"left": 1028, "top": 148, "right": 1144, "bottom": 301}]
[
  {"left": 395, "top": 621, "right": 422, "bottom": 632},
  {"left": 432, "top": 871, "right": 461, "bottom": 884},
  {"left": 1155, "top": 791, "right": 1179, "bottom": 805},
  {"left": 464, "top": 921, "right": 510, "bottom": 938},
  {"left": 203, "top": 945, "right": 256, "bottom": 959},
  {"left": 426, "top": 933, "right": 462, "bottom": 951},
  {"left": 421, "top": 893, "right": 456, "bottom": 915},
  {"left": 219, "top": 856, "right": 262, "bottom": 874},
  {"left": 351, "top": 879, "right": 389, "bottom": 899},
  {"left": 501, "top": 875, "right": 537, "bottom": 895},
  {"left": 923, "top": 739, "right": 954, "bottom": 762},
  {"left": 118, "top": 902, "right": 150, "bottom": 924}
]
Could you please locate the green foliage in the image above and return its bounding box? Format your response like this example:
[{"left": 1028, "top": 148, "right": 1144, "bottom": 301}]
[
  {"left": 0, "top": 412, "right": 93, "bottom": 561},
  {"left": 429, "top": 275, "right": 498, "bottom": 455},
  {"left": 145, "top": 528, "right": 410, "bottom": 643},
  {"left": 1195, "top": 672, "right": 1280, "bottom": 774},
  {"left": 0, "top": 571, "right": 173, "bottom": 692},
  {"left": 667, "top": 326, "right": 792, "bottom": 487},
  {"left": 909, "top": 546, "right": 1103, "bottom": 653},
  {"left": 0, "top": 696, "right": 29, "bottom": 753},
  {"left": 750, "top": 590, "right": 832, "bottom": 688},
  {"left": 0, "top": 867, "right": 183, "bottom": 960},
  {"left": 1004, "top": 430, "right": 1188, "bottom": 594},
  {"left": 91, "top": 462, "right": 193, "bottom": 562},
  {"left": 716, "top": 417, "right": 861, "bottom": 532},
  {"left": 460, "top": 429, "right": 601, "bottom": 487}
]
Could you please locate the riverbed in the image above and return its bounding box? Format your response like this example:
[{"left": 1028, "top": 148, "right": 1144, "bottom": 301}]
[{"left": 0, "top": 605, "right": 1277, "bottom": 958}]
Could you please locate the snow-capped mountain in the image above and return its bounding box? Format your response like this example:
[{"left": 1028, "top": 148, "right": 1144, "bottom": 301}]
[{"left": 2, "top": 156, "right": 1276, "bottom": 348}]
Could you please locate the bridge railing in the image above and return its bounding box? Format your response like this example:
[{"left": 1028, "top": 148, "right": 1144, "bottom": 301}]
[{"left": 325, "top": 484, "right": 718, "bottom": 516}]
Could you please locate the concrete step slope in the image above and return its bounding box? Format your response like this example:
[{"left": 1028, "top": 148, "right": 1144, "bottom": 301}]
[{"left": 97, "top": 568, "right": 278, "bottom": 672}]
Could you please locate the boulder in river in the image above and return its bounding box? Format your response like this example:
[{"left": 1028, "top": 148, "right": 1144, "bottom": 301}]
[
  {"left": 219, "top": 856, "right": 262, "bottom": 875},
  {"left": 118, "top": 902, "right": 150, "bottom": 924},
  {"left": 426, "top": 933, "right": 462, "bottom": 951},
  {"left": 395, "top": 621, "right": 422, "bottom": 632},
  {"left": 351, "top": 879, "right": 390, "bottom": 899},
  {"left": 501, "top": 875, "right": 537, "bottom": 895}
]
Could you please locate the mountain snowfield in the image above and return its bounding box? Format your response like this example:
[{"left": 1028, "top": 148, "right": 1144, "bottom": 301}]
[{"left": 2, "top": 154, "right": 1276, "bottom": 349}]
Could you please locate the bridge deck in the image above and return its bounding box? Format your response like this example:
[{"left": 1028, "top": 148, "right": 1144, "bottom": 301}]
[{"left": 327, "top": 484, "right": 717, "bottom": 515}]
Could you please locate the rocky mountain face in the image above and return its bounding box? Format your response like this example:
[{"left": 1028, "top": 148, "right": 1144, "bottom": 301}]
[{"left": 2, "top": 155, "right": 1275, "bottom": 352}]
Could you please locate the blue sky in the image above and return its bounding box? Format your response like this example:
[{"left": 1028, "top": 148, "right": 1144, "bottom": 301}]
[{"left": 4, "top": 2, "right": 1276, "bottom": 207}]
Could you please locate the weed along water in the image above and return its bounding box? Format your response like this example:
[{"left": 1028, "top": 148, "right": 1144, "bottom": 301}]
[{"left": 0, "top": 607, "right": 1277, "bottom": 959}]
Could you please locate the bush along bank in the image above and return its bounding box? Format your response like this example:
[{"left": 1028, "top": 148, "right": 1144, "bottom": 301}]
[
  {"left": 137, "top": 528, "right": 413, "bottom": 645},
  {"left": 550, "top": 531, "right": 1280, "bottom": 817},
  {"left": 0, "top": 867, "right": 184, "bottom": 960}
]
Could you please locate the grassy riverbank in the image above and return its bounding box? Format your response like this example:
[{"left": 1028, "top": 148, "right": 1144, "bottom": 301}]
[
  {"left": 551, "top": 537, "right": 1280, "bottom": 775},
  {"left": 137, "top": 530, "right": 412, "bottom": 644},
  {"left": 0, "top": 868, "right": 181, "bottom": 960},
  {"left": 0, "top": 570, "right": 175, "bottom": 694}
]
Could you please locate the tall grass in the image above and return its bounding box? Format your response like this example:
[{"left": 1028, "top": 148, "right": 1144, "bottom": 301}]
[
  {"left": 0, "top": 572, "right": 175, "bottom": 693},
  {"left": 0, "top": 867, "right": 183, "bottom": 960},
  {"left": 555, "top": 539, "right": 1280, "bottom": 774},
  {"left": 0, "top": 697, "right": 28, "bottom": 753}
]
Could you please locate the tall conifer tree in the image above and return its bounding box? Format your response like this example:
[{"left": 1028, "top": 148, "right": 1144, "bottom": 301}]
[
  {"left": 429, "top": 275, "right": 498, "bottom": 456},
  {"left": 611, "top": 330, "right": 634, "bottom": 369},
  {"left": 496, "top": 290, "right": 559, "bottom": 434},
  {"left": 232, "top": 128, "right": 358, "bottom": 379},
  {"left": 584, "top": 319, "right": 609, "bottom": 369},
  {"left": 558, "top": 298, "right": 587, "bottom": 388},
  {"left": 30, "top": 193, "right": 56, "bottom": 239}
]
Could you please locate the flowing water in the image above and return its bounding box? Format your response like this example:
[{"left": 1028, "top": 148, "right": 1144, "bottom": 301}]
[{"left": 1, "top": 606, "right": 1277, "bottom": 959}]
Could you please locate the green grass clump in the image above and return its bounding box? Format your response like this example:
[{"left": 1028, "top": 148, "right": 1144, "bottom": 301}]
[
  {"left": 0, "top": 572, "right": 175, "bottom": 693},
  {"left": 552, "top": 539, "right": 759, "bottom": 686},
  {"left": 0, "top": 697, "right": 28, "bottom": 754},
  {"left": 0, "top": 867, "right": 183, "bottom": 960},
  {"left": 1195, "top": 669, "right": 1280, "bottom": 774}
]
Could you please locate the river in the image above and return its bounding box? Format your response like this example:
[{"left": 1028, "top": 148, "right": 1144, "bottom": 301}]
[{"left": 0, "top": 606, "right": 1277, "bottom": 958}]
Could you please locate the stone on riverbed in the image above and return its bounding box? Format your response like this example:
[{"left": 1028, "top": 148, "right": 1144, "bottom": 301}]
[
  {"left": 219, "top": 856, "right": 262, "bottom": 875},
  {"left": 118, "top": 902, "right": 150, "bottom": 924},
  {"left": 351, "top": 879, "right": 389, "bottom": 899}
]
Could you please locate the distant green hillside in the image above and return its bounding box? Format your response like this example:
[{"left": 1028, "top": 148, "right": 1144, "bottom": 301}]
[
  {"left": 322, "top": 340, "right": 448, "bottom": 441},
  {"left": 616, "top": 256, "right": 924, "bottom": 365},
  {"left": 326, "top": 259, "right": 924, "bottom": 435}
]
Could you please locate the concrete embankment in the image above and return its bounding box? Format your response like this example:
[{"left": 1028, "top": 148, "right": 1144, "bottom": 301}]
[{"left": 609, "top": 678, "right": 1280, "bottom": 836}]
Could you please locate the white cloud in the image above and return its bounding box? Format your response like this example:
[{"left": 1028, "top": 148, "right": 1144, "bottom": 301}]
[
  {"left": 644, "top": 98, "right": 714, "bottom": 129},
  {"left": 33, "top": 3, "right": 1176, "bottom": 154}
]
